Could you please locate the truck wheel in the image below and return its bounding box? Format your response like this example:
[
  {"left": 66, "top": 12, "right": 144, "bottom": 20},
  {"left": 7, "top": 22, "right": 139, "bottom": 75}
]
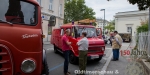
[
  {"left": 69, "top": 52, "right": 78, "bottom": 64},
  {"left": 43, "top": 63, "right": 49, "bottom": 75},
  {"left": 41, "top": 60, "right": 49, "bottom": 75},
  {"left": 54, "top": 45, "right": 58, "bottom": 53},
  {"left": 94, "top": 56, "right": 102, "bottom": 62}
]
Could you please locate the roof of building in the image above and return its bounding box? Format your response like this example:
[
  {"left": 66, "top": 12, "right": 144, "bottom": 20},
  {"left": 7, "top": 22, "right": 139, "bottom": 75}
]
[
  {"left": 114, "top": 10, "right": 149, "bottom": 18},
  {"left": 96, "top": 18, "right": 109, "bottom": 23}
]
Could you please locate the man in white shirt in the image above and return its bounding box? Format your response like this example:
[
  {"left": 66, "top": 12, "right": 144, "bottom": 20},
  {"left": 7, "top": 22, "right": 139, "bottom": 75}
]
[{"left": 77, "top": 32, "right": 89, "bottom": 75}]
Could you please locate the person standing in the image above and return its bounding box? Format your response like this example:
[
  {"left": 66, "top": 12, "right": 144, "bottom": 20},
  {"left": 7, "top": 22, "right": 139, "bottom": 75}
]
[
  {"left": 109, "top": 32, "right": 114, "bottom": 46},
  {"left": 111, "top": 31, "right": 123, "bottom": 61},
  {"left": 62, "top": 29, "right": 72, "bottom": 75},
  {"left": 77, "top": 32, "right": 89, "bottom": 75}
]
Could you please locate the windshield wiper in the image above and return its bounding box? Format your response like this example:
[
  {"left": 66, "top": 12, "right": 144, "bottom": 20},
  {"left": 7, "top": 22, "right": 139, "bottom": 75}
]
[{"left": 0, "top": 19, "right": 13, "bottom": 25}]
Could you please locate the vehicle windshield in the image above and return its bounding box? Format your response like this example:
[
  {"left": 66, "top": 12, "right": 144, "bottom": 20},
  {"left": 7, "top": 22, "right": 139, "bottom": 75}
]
[
  {"left": 0, "top": 0, "right": 37, "bottom": 25},
  {"left": 74, "top": 26, "right": 97, "bottom": 38}
]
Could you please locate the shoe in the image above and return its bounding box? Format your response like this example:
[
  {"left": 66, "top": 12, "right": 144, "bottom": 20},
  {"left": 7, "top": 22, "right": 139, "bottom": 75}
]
[
  {"left": 111, "top": 59, "right": 116, "bottom": 61},
  {"left": 64, "top": 72, "right": 71, "bottom": 75},
  {"left": 116, "top": 59, "right": 119, "bottom": 60}
]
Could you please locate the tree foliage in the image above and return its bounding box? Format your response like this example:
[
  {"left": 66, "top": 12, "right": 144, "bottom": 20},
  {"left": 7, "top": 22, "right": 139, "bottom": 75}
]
[
  {"left": 137, "top": 19, "right": 148, "bottom": 34},
  {"left": 64, "top": 0, "right": 96, "bottom": 24},
  {"left": 128, "top": 0, "right": 150, "bottom": 10},
  {"left": 104, "top": 20, "right": 115, "bottom": 32},
  {"left": 107, "top": 0, "right": 150, "bottom": 10}
]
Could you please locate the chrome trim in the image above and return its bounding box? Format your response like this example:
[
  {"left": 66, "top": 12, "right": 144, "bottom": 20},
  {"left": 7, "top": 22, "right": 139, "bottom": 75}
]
[
  {"left": 21, "top": 59, "right": 36, "bottom": 73},
  {"left": 0, "top": 52, "right": 7, "bottom": 55},
  {"left": 0, "top": 60, "right": 9, "bottom": 64},
  {"left": 43, "top": 49, "right": 46, "bottom": 62},
  {"left": 0, "top": 44, "right": 14, "bottom": 75},
  {"left": 0, "top": 69, "right": 8, "bottom": 72}
]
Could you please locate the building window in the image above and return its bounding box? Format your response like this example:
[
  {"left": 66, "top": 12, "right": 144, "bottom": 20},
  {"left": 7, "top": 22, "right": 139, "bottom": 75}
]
[
  {"left": 49, "top": 0, "right": 53, "bottom": 10},
  {"left": 37, "top": 0, "right": 41, "bottom": 6},
  {"left": 59, "top": 4, "right": 62, "bottom": 16},
  {"left": 127, "top": 27, "right": 132, "bottom": 32}
]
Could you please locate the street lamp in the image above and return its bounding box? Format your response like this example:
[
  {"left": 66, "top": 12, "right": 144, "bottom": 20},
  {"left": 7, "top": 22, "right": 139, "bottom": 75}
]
[
  {"left": 148, "top": 7, "right": 150, "bottom": 32},
  {"left": 100, "top": 9, "right": 105, "bottom": 35}
]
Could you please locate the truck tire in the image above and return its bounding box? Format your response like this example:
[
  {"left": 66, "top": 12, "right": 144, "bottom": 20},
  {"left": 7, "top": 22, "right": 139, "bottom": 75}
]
[
  {"left": 54, "top": 45, "right": 58, "bottom": 53},
  {"left": 69, "top": 52, "right": 78, "bottom": 64},
  {"left": 94, "top": 56, "right": 102, "bottom": 62},
  {"left": 42, "top": 61, "right": 49, "bottom": 75},
  {"left": 41, "top": 57, "right": 49, "bottom": 75}
]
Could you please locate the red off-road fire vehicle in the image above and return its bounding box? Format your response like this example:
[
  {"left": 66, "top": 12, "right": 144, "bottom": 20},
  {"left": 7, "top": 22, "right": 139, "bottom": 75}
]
[
  {"left": 51, "top": 24, "right": 105, "bottom": 64},
  {"left": 0, "top": 0, "right": 48, "bottom": 75}
]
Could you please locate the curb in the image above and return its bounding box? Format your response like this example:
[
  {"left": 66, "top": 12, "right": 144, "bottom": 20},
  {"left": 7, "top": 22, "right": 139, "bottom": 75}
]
[{"left": 99, "top": 52, "right": 113, "bottom": 75}]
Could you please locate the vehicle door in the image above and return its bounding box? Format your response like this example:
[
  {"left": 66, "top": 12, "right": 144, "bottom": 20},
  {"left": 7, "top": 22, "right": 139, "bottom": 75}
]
[{"left": 67, "top": 27, "right": 78, "bottom": 55}]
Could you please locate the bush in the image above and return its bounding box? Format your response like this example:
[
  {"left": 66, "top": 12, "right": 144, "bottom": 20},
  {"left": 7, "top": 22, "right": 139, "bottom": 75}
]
[
  {"left": 137, "top": 23, "right": 148, "bottom": 34},
  {"left": 135, "top": 21, "right": 148, "bottom": 49}
]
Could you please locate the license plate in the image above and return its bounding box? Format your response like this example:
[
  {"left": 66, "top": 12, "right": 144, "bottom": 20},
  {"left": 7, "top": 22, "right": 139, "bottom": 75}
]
[{"left": 91, "top": 55, "right": 99, "bottom": 59}]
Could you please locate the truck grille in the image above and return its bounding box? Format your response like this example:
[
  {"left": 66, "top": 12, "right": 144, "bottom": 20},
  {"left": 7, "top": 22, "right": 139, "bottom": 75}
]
[
  {"left": 88, "top": 47, "right": 101, "bottom": 53},
  {"left": 0, "top": 44, "right": 13, "bottom": 75},
  {"left": 88, "top": 50, "right": 101, "bottom": 53}
]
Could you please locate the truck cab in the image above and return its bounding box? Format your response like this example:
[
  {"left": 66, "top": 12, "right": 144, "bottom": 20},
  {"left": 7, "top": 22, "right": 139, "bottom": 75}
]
[
  {"left": 0, "top": 0, "right": 48, "bottom": 75},
  {"left": 51, "top": 24, "right": 105, "bottom": 64}
]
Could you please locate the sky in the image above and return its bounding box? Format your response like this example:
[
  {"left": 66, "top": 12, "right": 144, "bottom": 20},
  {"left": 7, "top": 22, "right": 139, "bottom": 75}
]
[{"left": 85, "top": 0, "right": 139, "bottom": 21}]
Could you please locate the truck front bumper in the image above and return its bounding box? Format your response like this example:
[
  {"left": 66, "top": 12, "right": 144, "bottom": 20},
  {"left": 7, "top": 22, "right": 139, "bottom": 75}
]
[{"left": 87, "top": 54, "right": 104, "bottom": 60}]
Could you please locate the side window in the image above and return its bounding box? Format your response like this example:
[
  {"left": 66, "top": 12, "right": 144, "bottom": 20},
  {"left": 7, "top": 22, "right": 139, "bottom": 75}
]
[
  {"left": 61, "top": 29, "right": 64, "bottom": 36},
  {"left": 61, "top": 28, "right": 72, "bottom": 36}
]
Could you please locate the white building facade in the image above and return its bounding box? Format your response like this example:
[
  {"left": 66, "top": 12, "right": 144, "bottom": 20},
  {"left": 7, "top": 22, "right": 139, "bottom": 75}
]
[
  {"left": 114, "top": 10, "right": 149, "bottom": 36},
  {"left": 37, "top": 0, "right": 64, "bottom": 41},
  {"left": 96, "top": 19, "right": 109, "bottom": 33}
]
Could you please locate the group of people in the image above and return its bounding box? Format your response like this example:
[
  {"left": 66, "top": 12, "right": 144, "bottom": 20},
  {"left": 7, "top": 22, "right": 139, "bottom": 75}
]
[
  {"left": 62, "top": 29, "right": 88, "bottom": 75},
  {"left": 109, "top": 31, "right": 123, "bottom": 61},
  {"left": 61, "top": 29, "right": 122, "bottom": 75}
]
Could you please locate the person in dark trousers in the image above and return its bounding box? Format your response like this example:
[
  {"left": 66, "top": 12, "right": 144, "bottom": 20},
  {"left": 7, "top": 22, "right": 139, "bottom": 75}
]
[
  {"left": 77, "top": 32, "right": 89, "bottom": 75},
  {"left": 111, "top": 31, "right": 123, "bottom": 61},
  {"left": 62, "top": 29, "right": 72, "bottom": 75},
  {"left": 102, "top": 35, "right": 105, "bottom": 39}
]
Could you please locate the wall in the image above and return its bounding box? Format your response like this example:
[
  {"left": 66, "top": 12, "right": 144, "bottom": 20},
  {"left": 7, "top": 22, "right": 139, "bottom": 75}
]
[
  {"left": 115, "top": 10, "right": 149, "bottom": 36},
  {"left": 38, "top": 0, "right": 64, "bottom": 41}
]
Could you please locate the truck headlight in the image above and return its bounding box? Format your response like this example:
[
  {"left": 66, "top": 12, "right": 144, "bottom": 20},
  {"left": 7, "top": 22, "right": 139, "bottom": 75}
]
[
  {"left": 102, "top": 47, "right": 105, "bottom": 51},
  {"left": 21, "top": 59, "right": 36, "bottom": 73}
]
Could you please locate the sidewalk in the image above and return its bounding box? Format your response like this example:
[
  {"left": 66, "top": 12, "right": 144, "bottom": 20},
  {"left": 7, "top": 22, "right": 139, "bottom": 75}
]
[
  {"left": 105, "top": 42, "right": 146, "bottom": 75},
  {"left": 105, "top": 43, "right": 130, "bottom": 75},
  {"left": 43, "top": 41, "right": 51, "bottom": 45}
]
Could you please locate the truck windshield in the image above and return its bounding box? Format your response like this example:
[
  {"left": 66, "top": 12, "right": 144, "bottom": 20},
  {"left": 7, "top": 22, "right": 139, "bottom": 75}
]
[
  {"left": 0, "top": 0, "right": 37, "bottom": 25},
  {"left": 74, "top": 26, "right": 97, "bottom": 38}
]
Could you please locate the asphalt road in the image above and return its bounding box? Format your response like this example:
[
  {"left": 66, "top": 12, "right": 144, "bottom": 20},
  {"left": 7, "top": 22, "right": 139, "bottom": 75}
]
[{"left": 43, "top": 44, "right": 112, "bottom": 75}]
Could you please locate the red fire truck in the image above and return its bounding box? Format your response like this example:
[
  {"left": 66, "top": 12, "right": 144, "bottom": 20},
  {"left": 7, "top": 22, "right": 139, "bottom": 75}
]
[
  {"left": 0, "top": 0, "right": 48, "bottom": 75},
  {"left": 51, "top": 24, "right": 105, "bottom": 64}
]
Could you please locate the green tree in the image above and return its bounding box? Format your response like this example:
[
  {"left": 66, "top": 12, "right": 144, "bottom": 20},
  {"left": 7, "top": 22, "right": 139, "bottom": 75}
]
[
  {"left": 137, "top": 19, "right": 148, "bottom": 34},
  {"left": 128, "top": 0, "right": 150, "bottom": 10},
  {"left": 104, "top": 20, "right": 115, "bottom": 32},
  {"left": 64, "top": 0, "right": 96, "bottom": 24},
  {"left": 107, "top": 0, "right": 150, "bottom": 10}
]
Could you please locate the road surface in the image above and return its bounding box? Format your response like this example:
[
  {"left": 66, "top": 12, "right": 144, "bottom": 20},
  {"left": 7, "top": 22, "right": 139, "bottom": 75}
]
[{"left": 44, "top": 44, "right": 112, "bottom": 75}]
